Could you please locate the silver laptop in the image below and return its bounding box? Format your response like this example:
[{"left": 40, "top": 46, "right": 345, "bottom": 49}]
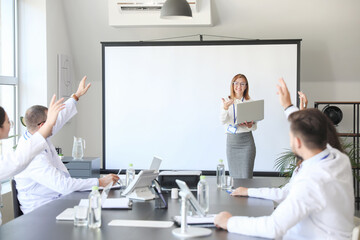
[
  {"left": 236, "top": 100, "right": 264, "bottom": 123},
  {"left": 149, "top": 156, "right": 162, "bottom": 172}
]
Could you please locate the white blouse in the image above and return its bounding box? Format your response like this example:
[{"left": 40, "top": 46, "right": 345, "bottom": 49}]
[{"left": 220, "top": 97, "right": 257, "bottom": 133}]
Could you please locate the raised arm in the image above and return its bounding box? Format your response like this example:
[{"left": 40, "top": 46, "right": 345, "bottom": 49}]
[
  {"left": 51, "top": 76, "right": 91, "bottom": 135},
  {"left": 298, "top": 91, "right": 308, "bottom": 110},
  {"left": 0, "top": 95, "right": 64, "bottom": 181}
]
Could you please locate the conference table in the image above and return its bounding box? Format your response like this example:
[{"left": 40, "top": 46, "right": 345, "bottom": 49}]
[{"left": 0, "top": 178, "right": 275, "bottom": 240}]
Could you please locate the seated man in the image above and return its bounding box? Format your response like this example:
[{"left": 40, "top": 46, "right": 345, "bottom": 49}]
[
  {"left": 15, "top": 76, "right": 119, "bottom": 214},
  {"left": 214, "top": 78, "right": 354, "bottom": 239}
]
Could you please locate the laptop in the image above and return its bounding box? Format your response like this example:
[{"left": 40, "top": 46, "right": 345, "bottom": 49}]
[
  {"left": 149, "top": 156, "right": 162, "bottom": 172},
  {"left": 235, "top": 99, "right": 264, "bottom": 123}
]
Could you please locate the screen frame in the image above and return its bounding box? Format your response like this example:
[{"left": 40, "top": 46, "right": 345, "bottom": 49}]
[{"left": 101, "top": 39, "right": 301, "bottom": 174}]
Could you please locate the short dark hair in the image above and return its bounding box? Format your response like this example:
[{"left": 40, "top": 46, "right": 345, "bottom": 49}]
[
  {"left": 25, "top": 105, "right": 48, "bottom": 132},
  {"left": 0, "top": 106, "right": 5, "bottom": 128},
  {"left": 288, "top": 108, "right": 328, "bottom": 150}
]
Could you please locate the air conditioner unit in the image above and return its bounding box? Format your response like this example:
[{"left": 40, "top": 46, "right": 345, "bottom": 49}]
[
  {"left": 108, "top": 0, "right": 212, "bottom": 27},
  {"left": 117, "top": 1, "right": 198, "bottom": 12}
]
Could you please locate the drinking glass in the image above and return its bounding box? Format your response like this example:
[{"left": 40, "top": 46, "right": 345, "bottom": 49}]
[
  {"left": 74, "top": 206, "right": 88, "bottom": 227},
  {"left": 221, "top": 176, "right": 233, "bottom": 190}
]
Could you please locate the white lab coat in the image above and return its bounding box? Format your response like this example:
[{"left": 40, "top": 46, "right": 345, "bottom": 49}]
[
  {"left": 0, "top": 132, "right": 47, "bottom": 225},
  {"left": 227, "top": 104, "right": 354, "bottom": 239},
  {"left": 228, "top": 146, "right": 354, "bottom": 239},
  {"left": 14, "top": 98, "right": 98, "bottom": 214}
]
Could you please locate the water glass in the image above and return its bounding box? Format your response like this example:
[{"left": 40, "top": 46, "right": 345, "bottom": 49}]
[
  {"left": 74, "top": 206, "right": 88, "bottom": 227},
  {"left": 221, "top": 176, "right": 233, "bottom": 190}
]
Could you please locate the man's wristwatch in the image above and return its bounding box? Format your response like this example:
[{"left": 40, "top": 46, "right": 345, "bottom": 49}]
[{"left": 71, "top": 93, "right": 79, "bottom": 101}]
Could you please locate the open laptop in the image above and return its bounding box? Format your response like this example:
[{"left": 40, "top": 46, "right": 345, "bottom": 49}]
[
  {"left": 121, "top": 170, "right": 159, "bottom": 200},
  {"left": 149, "top": 156, "right": 162, "bottom": 172},
  {"left": 235, "top": 99, "right": 264, "bottom": 123}
]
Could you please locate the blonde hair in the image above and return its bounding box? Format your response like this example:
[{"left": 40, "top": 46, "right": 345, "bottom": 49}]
[{"left": 229, "top": 74, "right": 250, "bottom": 100}]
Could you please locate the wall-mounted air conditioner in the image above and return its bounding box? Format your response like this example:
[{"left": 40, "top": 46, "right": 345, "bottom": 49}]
[
  {"left": 108, "top": 0, "right": 212, "bottom": 27},
  {"left": 117, "top": 1, "right": 198, "bottom": 12}
]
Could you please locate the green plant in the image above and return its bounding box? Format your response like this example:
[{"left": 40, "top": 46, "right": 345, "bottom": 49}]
[
  {"left": 274, "top": 140, "right": 359, "bottom": 180},
  {"left": 7, "top": 116, "right": 26, "bottom": 150},
  {"left": 7, "top": 134, "right": 20, "bottom": 150},
  {"left": 274, "top": 149, "right": 298, "bottom": 179}
]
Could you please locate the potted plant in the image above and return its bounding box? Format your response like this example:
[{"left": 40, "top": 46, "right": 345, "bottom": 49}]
[{"left": 274, "top": 140, "right": 359, "bottom": 180}]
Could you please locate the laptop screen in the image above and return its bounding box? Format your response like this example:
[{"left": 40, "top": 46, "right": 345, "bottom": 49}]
[{"left": 149, "top": 156, "right": 162, "bottom": 172}]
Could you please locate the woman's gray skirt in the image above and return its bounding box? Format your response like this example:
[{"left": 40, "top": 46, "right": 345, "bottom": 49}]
[{"left": 226, "top": 132, "right": 256, "bottom": 179}]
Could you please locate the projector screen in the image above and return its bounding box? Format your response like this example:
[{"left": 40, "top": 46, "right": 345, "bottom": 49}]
[{"left": 102, "top": 40, "right": 300, "bottom": 173}]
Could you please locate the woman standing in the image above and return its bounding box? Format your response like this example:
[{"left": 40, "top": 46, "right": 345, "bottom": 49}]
[
  {"left": 0, "top": 95, "right": 64, "bottom": 225},
  {"left": 220, "top": 74, "right": 257, "bottom": 179}
]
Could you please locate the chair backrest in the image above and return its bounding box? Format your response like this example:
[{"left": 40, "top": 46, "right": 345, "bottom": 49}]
[
  {"left": 353, "top": 225, "right": 360, "bottom": 240},
  {"left": 11, "top": 179, "right": 23, "bottom": 218}
]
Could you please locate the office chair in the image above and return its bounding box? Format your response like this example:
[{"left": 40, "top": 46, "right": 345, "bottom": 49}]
[
  {"left": 352, "top": 216, "right": 360, "bottom": 240},
  {"left": 11, "top": 179, "right": 23, "bottom": 218}
]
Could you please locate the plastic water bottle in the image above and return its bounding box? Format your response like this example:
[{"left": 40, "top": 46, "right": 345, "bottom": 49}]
[
  {"left": 197, "top": 175, "right": 209, "bottom": 214},
  {"left": 216, "top": 159, "right": 225, "bottom": 188},
  {"left": 88, "top": 186, "right": 101, "bottom": 228},
  {"left": 126, "top": 163, "right": 135, "bottom": 186}
]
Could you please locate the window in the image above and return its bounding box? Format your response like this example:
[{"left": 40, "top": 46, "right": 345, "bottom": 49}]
[{"left": 0, "top": 0, "right": 17, "bottom": 158}]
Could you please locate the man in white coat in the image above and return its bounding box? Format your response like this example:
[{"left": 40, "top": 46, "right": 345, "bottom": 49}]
[
  {"left": 0, "top": 95, "right": 65, "bottom": 224},
  {"left": 214, "top": 79, "right": 354, "bottom": 239},
  {"left": 15, "top": 76, "right": 119, "bottom": 214}
]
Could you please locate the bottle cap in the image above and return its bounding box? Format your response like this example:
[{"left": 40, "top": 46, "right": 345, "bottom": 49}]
[
  {"left": 129, "top": 163, "right": 133, "bottom": 167},
  {"left": 200, "top": 175, "right": 206, "bottom": 180},
  {"left": 219, "top": 159, "right": 223, "bottom": 163},
  {"left": 92, "top": 186, "right": 99, "bottom": 191}
]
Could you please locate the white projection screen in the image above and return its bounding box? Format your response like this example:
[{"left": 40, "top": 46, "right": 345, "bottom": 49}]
[{"left": 102, "top": 40, "right": 300, "bottom": 174}]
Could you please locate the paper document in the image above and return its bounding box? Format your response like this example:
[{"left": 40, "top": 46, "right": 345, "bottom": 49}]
[
  {"left": 56, "top": 208, "right": 75, "bottom": 221},
  {"left": 79, "top": 198, "right": 132, "bottom": 209},
  {"left": 108, "top": 220, "right": 174, "bottom": 228},
  {"left": 173, "top": 214, "right": 216, "bottom": 227}
]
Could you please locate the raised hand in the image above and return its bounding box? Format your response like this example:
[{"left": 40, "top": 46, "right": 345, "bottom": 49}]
[
  {"left": 75, "top": 76, "right": 91, "bottom": 98},
  {"left": 222, "top": 98, "right": 234, "bottom": 110},
  {"left": 38, "top": 95, "right": 65, "bottom": 138},
  {"left": 276, "top": 78, "right": 292, "bottom": 110},
  {"left": 298, "top": 91, "right": 308, "bottom": 110}
]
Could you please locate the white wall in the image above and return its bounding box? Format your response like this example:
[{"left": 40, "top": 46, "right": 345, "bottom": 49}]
[
  {"left": 18, "top": 0, "right": 75, "bottom": 155},
  {"left": 18, "top": 0, "right": 360, "bottom": 169},
  {"left": 45, "top": 0, "right": 76, "bottom": 155},
  {"left": 58, "top": 0, "right": 360, "bottom": 169}
]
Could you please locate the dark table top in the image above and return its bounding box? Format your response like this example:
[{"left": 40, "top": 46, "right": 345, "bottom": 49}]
[{"left": 0, "top": 177, "right": 275, "bottom": 240}]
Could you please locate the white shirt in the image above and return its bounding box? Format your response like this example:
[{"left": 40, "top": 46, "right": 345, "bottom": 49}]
[
  {"left": 284, "top": 105, "right": 299, "bottom": 119},
  {"left": 0, "top": 132, "right": 47, "bottom": 225},
  {"left": 14, "top": 98, "right": 98, "bottom": 214},
  {"left": 220, "top": 97, "right": 257, "bottom": 133},
  {"left": 227, "top": 146, "right": 354, "bottom": 239}
]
